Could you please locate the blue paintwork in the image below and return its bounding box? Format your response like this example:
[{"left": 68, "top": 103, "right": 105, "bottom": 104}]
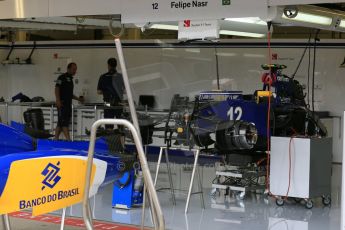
[
  {"left": 0, "top": 122, "right": 34, "bottom": 155},
  {"left": 112, "top": 170, "right": 143, "bottom": 209},
  {"left": 10, "top": 121, "right": 25, "bottom": 133},
  {"left": 0, "top": 123, "right": 126, "bottom": 197},
  {"left": 196, "top": 94, "right": 269, "bottom": 137},
  {"left": 37, "top": 138, "right": 109, "bottom": 154}
]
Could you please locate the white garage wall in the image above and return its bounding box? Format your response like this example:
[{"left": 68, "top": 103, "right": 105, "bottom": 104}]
[{"left": 0, "top": 39, "right": 344, "bottom": 162}]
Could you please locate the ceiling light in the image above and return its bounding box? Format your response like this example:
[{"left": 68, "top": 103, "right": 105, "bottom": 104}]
[
  {"left": 0, "top": 20, "right": 76, "bottom": 31},
  {"left": 224, "top": 17, "right": 267, "bottom": 25},
  {"left": 150, "top": 24, "right": 178, "bottom": 30},
  {"left": 339, "top": 20, "right": 345, "bottom": 28},
  {"left": 149, "top": 23, "right": 266, "bottom": 38},
  {"left": 220, "top": 30, "right": 265, "bottom": 38},
  {"left": 282, "top": 12, "right": 332, "bottom": 26},
  {"left": 24, "top": 17, "right": 116, "bottom": 28}
]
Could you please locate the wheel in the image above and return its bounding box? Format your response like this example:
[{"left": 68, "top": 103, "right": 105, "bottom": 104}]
[
  {"left": 305, "top": 200, "right": 313, "bottom": 209},
  {"left": 235, "top": 191, "right": 246, "bottom": 200},
  {"left": 322, "top": 195, "right": 331, "bottom": 206},
  {"left": 276, "top": 198, "right": 284, "bottom": 206}
]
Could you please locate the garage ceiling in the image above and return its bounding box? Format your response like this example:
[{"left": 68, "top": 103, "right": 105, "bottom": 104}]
[{"left": 0, "top": 3, "right": 345, "bottom": 41}]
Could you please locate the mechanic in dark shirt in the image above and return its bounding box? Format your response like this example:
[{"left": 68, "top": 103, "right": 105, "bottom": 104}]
[
  {"left": 97, "top": 58, "right": 125, "bottom": 129},
  {"left": 54, "top": 62, "right": 83, "bottom": 140}
]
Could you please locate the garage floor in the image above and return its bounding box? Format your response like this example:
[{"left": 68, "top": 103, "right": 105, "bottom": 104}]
[
  {"left": 1, "top": 218, "right": 82, "bottom": 230},
  {"left": 8, "top": 165, "right": 341, "bottom": 230}
]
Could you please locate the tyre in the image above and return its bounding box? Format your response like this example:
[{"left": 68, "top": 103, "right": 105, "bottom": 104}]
[
  {"left": 276, "top": 198, "right": 284, "bottom": 206},
  {"left": 322, "top": 195, "right": 331, "bottom": 206},
  {"left": 305, "top": 200, "right": 313, "bottom": 209}
]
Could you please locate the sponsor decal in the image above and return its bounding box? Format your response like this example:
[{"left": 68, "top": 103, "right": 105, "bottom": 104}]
[
  {"left": 41, "top": 162, "right": 62, "bottom": 190},
  {"left": 19, "top": 188, "right": 80, "bottom": 210},
  {"left": 184, "top": 20, "right": 191, "bottom": 27},
  {"left": 0, "top": 156, "right": 102, "bottom": 216}
]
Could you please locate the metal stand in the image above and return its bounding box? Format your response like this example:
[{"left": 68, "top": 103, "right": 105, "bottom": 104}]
[
  {"left": 82, "top": 119, "right": 165, "bottom": 230},
  {"left": 60, "top": 208, "right": 66, "bottom": 230},
  {"left": 185, "top": 148, "right": 205, "bottom": 214},
  {"left": 212, "top": 166, "right": 266, "bottom": 200},
  {"left": 154, "top": 146, "right": 205, "bottom": 213},
  {"left": 154, "top": 147, "right": 176, "bottom": 205},
  {"left": 2, "top": 214, "right": 11, "bottom": 230}
]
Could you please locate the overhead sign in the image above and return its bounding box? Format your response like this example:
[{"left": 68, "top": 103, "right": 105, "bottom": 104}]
[
  {"left": 178, "top": 19, "right": 219, "bottom": 40},
  {"left": 0, "top": 156, "right": 106, "bottom": 216},
  {"left": 121, "top": 0, "right": 268, "bottom": 23}
]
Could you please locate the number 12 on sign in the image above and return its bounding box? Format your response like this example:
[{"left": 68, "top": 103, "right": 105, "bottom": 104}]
[{"left": 152, "top": 2, "right": 158, "bottom": 9}]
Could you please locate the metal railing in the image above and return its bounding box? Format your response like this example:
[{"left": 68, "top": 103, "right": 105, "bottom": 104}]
[{"left": 82, "top": 119, "right": 165, "bottom": 230}]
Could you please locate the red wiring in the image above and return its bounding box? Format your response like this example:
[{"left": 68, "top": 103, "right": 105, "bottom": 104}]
[
  {"left": 265, "top": 29, "right": 297, "bottom": 202},
  {"left": 265, "top": 29, "right": 292, "bottom": 201},
  {"left": 285, "top": 136, "right": 294, "bottom": 199},
  {"left": 266, "top": 29, "right": 272, "bottom": 193}
]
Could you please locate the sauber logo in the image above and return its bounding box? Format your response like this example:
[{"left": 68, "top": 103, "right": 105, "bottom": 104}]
[
  {"left": 184, "top": 20, "right": 191, "bottom": 27},
  {"left": 41, "top": 162, "right": 62, "bottom": 190}
]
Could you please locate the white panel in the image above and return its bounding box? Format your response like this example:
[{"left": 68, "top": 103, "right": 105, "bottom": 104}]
[
  {"left": 269, "top": 0, "right": 345, "bottom": 6},
  {"left": 217, "top": 47, "right": 265, "bottom": 93},
  {"left": 49, "top": 0, "right": 122, "bottom": 17},
  {"left": 122, "top": 48, "right": 163, "bottom": 107},
  {"left": 122, "top": 0, "right": 268, "bottom": 23},
  {"left": 157, "top": 47, "right": 216, "bottom": 106},
  {"left": 178, "top": 20, "right": 219, "bottom": 40},
  {"left": 0, "top": 0, "right": 48, "bottom": 19},
  {"left": 270, "top": 137, "right": 311, "bottom": 198}
]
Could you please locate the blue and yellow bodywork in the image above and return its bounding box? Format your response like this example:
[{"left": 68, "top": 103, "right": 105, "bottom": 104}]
[{"left": 0, "top": 123, "right": 130, "bottom": 215}]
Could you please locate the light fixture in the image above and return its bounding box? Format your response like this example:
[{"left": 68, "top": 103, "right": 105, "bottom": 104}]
[
  {"left": 224, "top": 17, "right": 267, "bottom": 26},
  {"left": 219, "top": 30, "right": 265, "bottom": 38},
  {"left": 149, "top": 24, "right": 178, "bottom": 30},
  {"left": 24, "top": 17, "right": 117, "bottom": 28},
  {"left": 339, "top": 20, "right": 345, "bottom": 28},
  {"left": 282, "top": 12, "right": 332, "bottom": 26},
  {"left": 149, "top": 23, "right": 266, "bottom": 38},
  {"left": 0, "top": 20, "right": 76, "bottom": 31}
]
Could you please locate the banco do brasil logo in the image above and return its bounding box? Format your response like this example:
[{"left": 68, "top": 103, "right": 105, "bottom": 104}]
[{"left": 41, "top": 162, "right": 62, "bottom": 190}]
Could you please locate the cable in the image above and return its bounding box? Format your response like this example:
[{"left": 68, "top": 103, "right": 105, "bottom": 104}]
[
  {"left": 265, "top": 23, "right": 290, "bottom": 202},
  {"left": 265, "top": 22, "right": 272, "bottom": 193},
  {"left": 291, "top": 33, "right": 312, "bottom": 79}
]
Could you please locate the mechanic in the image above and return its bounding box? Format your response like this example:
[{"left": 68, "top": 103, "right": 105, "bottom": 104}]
[
  {"left": 54, "top": 62, "right": 84, "bottom": 140},
  {"left": 97, "top": 57, "right": 125, "bottom": 129}
]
